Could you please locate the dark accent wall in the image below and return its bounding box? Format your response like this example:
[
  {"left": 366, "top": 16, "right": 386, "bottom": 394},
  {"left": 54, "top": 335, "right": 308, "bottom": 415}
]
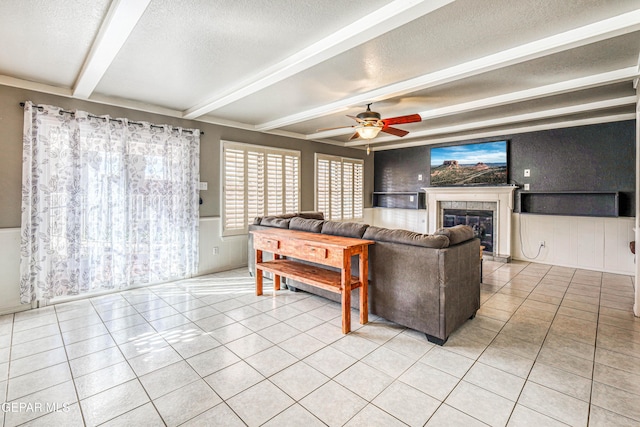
[
  {"left": 374, "top": 120, "right": 636, "bottom": 216},
  {"left": 374, "top": 146, "right": 430, "bottom": 209}
]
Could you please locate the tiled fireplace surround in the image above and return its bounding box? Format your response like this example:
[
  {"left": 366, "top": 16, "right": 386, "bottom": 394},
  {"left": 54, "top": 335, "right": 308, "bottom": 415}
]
[{"left": 423, "top": 186, "right": 518, "bottom": 262}]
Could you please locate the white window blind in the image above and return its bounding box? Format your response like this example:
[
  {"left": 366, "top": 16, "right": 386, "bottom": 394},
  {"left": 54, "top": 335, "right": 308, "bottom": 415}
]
[
  {"left": 223, "top": 141, "right": 300, "bottom": 235},
  {"left": 315, "top": 154, "right": 364, "bottom": 221}
]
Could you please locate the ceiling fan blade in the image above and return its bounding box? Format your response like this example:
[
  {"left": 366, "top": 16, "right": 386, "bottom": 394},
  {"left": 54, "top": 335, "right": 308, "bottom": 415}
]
[
  {"left": 316, "top": 125, "right": 355, "bottom": 132},
  {"left": 381, "top": 126, "right": 409, "bottom": 137},
  {"left": 348, "top": 131, "right": 361, "bottom": 140},
  {"left": 381, "top": 113, "right": 422, "bottom": 126},
  {"left": 346, "top": 115, "right": 365, "bottom": 123}
]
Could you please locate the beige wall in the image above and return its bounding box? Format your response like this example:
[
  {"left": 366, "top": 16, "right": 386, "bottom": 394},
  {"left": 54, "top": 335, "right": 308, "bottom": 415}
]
[{"left": 0, "top": 84, "right": 374, "bottom": 228}]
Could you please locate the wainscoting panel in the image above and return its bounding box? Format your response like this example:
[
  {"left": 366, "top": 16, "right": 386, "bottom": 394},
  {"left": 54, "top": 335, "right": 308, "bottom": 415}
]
[
  {"left": 366, "top": 208, "right": 428, "bottom": 233},
  {"left": 364, "top": 209, "right": 635, "bottom": 274},
  {"left": 0, "top": 228, "right": 26, "bottom": 315},
  {"left": 604, "top": 217, "right": 637, "bottom": 274},
  {"left": 512, "top": 213, "right": 635, "bottom": 275},
  {"left": 198, "top": 217, "right": 248, "bottom": 275}
]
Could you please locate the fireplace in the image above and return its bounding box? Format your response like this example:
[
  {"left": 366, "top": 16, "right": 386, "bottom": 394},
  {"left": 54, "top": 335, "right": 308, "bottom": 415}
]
[
  {"left": 422, "top": 185, "right": 517, "bottom": 261},
  {"left": 443, "top": 209, "right": 494, "bottom": 253}
]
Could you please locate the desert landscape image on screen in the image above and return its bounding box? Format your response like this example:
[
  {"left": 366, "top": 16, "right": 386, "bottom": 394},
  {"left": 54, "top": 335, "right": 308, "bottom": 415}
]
[{"left": 430, "top": 141, "right": 508, "bottom": 186}]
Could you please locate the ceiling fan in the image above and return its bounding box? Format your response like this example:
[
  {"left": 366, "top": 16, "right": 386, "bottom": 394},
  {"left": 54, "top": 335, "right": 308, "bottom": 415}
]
[{"left": 318, "top": 104, "right": 422, "bottom": 140}]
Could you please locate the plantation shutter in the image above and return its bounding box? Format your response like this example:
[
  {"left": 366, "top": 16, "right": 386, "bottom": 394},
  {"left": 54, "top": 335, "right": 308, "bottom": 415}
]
[
  {"left": 330, "top": 159, "right": 343, "bottom": 220},
  {"left": 266, "top": 153, "right": 283, "bottom": 215},
  {"left": 247, "top": 150, "right": 265, "bottom": 220},
  {"left": 284, "top": 154, "right": 299, "bottom": 214},
  {"left": 342, "top": 161, "right": 354, "bottom": 219},
  {"left": 316, "top": 157, "right": 330, "bottom": 217},
  {"left": 222, "top": 141, "right": 300, "bottom": 235},
  {"left": 223, "top": 147, "right": 245, "bottom": 231},
  {"left": 315, "top": 154, "right": 364, "bottom": 221},
  {"left": 353, "top": 161, "right": 364, "bottom": 218}
]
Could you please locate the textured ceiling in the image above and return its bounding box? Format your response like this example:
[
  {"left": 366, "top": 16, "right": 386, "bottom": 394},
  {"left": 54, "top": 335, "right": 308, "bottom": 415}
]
[{"left": 0, "top": 0, "right": 638, "bottom": 151}]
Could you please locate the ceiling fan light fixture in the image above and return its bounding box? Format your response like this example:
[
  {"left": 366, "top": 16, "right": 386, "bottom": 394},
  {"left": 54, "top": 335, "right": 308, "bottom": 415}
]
[{"left": 357, "top": 125, "right": 382, "bottom": 139}]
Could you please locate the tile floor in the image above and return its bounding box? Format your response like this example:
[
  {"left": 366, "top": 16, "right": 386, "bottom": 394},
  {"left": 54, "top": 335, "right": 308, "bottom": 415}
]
[{"left": 0, "top": 261, "right": 639, "bottom": 426}]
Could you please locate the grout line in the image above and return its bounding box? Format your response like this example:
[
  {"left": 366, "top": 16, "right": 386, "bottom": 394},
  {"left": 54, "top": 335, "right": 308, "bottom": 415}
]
[{"left": 586, "top": 272, "right": 604, "bottom": 425}]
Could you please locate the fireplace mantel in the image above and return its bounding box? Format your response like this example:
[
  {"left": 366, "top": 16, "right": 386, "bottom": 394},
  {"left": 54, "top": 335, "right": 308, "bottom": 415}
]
[{"left": 422, "top": 186, "right": 518, "bottom": 260}]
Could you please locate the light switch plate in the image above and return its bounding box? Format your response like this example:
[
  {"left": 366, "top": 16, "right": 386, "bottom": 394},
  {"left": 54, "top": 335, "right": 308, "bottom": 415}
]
[{"left": 524, "top": 183, "right": 530, "bottom": 191}]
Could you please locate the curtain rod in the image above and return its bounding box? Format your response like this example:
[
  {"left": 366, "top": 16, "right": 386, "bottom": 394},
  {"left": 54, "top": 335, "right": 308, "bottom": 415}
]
[{"left": 19, "top": 102, "right": 203, "bottom": 135}]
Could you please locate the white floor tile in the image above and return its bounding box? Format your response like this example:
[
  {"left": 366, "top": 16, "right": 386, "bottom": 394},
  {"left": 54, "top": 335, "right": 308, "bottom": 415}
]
[
  {"left": 372, "top": 381, "right": 440, "bottom": 427},
  {"left": 74, "top": 361, "right": 137, "bottom": 400},
  {"left": 153, "top": 379, "right": 222, "bottom": 426},
  {"left": 300, "top": 381, "right": 367, "bottom": 427},
  {"left": 227, "top": 380, "right": 295, "bottom": 426},
  {"left": 139, "top": 360, "right": 201, "bottom": 399},
  {"left": 2, "top": 264, "right": 637, "bottom": 426}
]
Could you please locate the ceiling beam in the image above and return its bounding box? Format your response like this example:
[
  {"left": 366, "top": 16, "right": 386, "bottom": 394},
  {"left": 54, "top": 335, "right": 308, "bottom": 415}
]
[
  {"left": 259, "top": 9, "right": 640, "bottom": 132},
  {"left": 0, "top": 75, "right": 72, "bottom": 98},
  {"left": 344, "top": 96, "right": 637, "bottom": 147},
  {"left": 72, "top": 0, "right": 151, "bottom": 99},
  {"left": 416, "top": 68, "right": 638, "bottom": 121},
  {"left": 182, "top": 0, "right": 454, "bottom": 119},
  {"left": 370, "top": 113, "right": 636, "bottom": 151},
  {"left": 308, "top": 67, "right": 639, "bottom": 139}
]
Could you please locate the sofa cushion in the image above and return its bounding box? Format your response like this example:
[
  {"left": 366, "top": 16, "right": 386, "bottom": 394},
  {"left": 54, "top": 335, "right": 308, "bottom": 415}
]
[
  {"left": 297, "top": 211, "right": 324, "bottom": 220},
  {"left": 289, "top": 217, "right": 324, "bottom": 233},
  {"left": 321, "top": 221, "right": 369, "bottom": 238},
  {"left": 363, "top": 226, "right": 450, "bottom": 248},
  {"left": 434, "top": 225, "right": 475, "bottom": 245},
  {"left": 260, "top": 216, "right": 291, "bottom": 228},
  {"left": 253, "top": 212, "right": 324, "bottom": 225}
]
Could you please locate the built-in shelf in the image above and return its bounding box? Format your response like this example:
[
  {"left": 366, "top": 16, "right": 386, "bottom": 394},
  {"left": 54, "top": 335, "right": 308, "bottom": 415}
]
[
  {"left": 519, "top": 191, "right": 619, "bottom": 217},
  {"left": 372, "top": 192, "right": 425, "bottom": 209}
]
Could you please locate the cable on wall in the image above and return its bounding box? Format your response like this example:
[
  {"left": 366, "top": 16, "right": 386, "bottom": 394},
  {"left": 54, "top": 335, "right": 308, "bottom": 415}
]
[{"left": 518, "top": 214, "right": 544, "bottom": 260}]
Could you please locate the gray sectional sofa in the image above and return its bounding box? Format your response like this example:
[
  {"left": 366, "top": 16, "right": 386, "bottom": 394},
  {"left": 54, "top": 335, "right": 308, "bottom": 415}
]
[{"left": 248, "top": 213, "right": 480, "bottom": 345}]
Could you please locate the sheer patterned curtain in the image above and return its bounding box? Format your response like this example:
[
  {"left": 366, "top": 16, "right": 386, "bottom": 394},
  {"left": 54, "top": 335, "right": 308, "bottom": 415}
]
[{"left": 20, "top": 102, "right": 200, "bottom": 305}]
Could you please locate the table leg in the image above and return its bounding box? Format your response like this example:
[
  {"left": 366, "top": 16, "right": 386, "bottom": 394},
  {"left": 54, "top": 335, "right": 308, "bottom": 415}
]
[
  {"left": 341, "top": 251, "right": 352, "bottom": 334},
  {"left": 359, "top": 248, "right": 368, "bottom": 325},
  {"left": 256, "top": 249, "right": 263, "bottom": 296},
  {"left": 273, "top": 253, "right": 281, "bottom": 291}
]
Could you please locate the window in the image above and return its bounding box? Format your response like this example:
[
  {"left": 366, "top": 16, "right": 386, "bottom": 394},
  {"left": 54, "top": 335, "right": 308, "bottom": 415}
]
[
  {"left": 222, "top": 141, "right": 300, "bottom": 235},
  {"left": 315, "top": 154, "right": 364, "bottom": 221}
]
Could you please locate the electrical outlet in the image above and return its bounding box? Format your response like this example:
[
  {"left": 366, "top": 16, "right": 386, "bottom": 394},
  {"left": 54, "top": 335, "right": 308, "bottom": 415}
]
[
  {"left": 213, "top": 246, "right": 219, "bottom": 255},
  {"left": 199, "top": 182, "right": 208, "bottom": 191},
  {"left": 539, "top": 241, "right": 545, "bottom": 248},
  {"left": 409, "top": 195, "right": 415, "bottom": 202},
  {"left": 418, "top": 174, "right": 423, "bottom": 181},
  {"left": 524, "top": 169, "right": 531, "bottom": 177},
  {"left": 524, "top": 183, "right": 530, "bottom": 191}
]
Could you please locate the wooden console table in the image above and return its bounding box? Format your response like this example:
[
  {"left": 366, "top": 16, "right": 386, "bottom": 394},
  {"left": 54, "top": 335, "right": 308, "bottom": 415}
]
[{"left": 252, "top": 228, "right": 374, "bottom": 333}]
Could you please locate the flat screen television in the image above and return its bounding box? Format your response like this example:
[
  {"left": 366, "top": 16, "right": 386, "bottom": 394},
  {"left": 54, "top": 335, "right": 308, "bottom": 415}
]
[{"left": 430, "top": 140, "right": 508, "bottom": 187}]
